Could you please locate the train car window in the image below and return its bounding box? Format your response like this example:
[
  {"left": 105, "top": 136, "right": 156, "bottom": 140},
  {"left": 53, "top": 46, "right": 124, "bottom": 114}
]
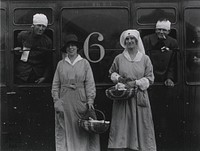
[
  {"left": 0, "top": 9, "right": 6, "bottom": 85},
  {"left": 185, "top": 8, "right": 200, "bottom": 84},
  {"left": 141, "top": 29, "right": 178, "bottom": 84},
  {"left": 13, "top": 29, "right": 54, "bottom": 85},
  {"left": 14, "top": 8, "right": 52, "bottom": 25},
  {"left": 137, "top": 8, "right": 176, "bottom": 24},
  {"left": 61, "top": 8, "right": 129, "bottom": 83}
]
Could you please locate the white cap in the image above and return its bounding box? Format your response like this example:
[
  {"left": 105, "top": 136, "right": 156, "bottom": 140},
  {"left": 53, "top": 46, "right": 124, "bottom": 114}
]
[
  {"left": 33, "top": 13, "right": 48, "bottom": 27},
  {"left": 120, "top": 29, "right": 145, "bottom": 54},
  {"left": 156, "top": 20, "right": 171, "bottom": 30}
]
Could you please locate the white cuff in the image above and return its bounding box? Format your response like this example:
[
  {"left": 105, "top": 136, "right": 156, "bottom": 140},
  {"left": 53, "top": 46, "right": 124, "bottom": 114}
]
[
  {"left": 111, "top": 72, "right": 120, "bottom": 81},
  {"left": 136, "top": 77, "right": 149, "bottom": 90}
]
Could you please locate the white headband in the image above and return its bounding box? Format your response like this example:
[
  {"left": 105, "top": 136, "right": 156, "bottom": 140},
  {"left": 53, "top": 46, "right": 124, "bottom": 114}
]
[
  {"left": 120, "top": 29, "right": 145, "bottom": 54},
  {"left": 33, "top": 14, "right": 48, "bottom": 27},
  {"left": 156, "top": 20, "right": 171, "bottom": 30}
]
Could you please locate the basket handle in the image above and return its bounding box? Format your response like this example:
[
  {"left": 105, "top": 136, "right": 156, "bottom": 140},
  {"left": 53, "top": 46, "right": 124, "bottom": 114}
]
[{"left": 90, "top": 109, "right": 106, "bottom": 122}]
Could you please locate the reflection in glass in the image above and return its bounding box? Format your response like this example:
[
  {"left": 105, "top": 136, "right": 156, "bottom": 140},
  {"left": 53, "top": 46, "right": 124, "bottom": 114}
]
[
  {"left": 185, "top": 9, "right": 200, "bottom": 48},
  {"left": 186, "top": 51, "right": 200, "bottom": 83},
  {"left": 14, "top": 8, "right": 52, "bottom": 25},
  {"left": 0, "top": 9, "right": 6, "bottom": 85},
  {"left": 61, "top": 8, "right": 129, "bottom": 83},
  {"left": 137, "top": 8, "right": 176, "bottom": 24},
  {"left": 185, "top": 9, "right": 200, "bottom": 83}
]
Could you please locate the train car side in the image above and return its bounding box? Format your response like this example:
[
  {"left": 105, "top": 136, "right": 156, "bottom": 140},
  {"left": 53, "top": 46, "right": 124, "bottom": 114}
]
[{"left": 0, "top": 0, "right": 200, "bottom": 151}]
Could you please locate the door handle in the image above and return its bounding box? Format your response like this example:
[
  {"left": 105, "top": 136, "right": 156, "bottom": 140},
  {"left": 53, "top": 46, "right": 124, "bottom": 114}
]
[{"left": 6, "top": 92, "right": 16, "bottom": 95}]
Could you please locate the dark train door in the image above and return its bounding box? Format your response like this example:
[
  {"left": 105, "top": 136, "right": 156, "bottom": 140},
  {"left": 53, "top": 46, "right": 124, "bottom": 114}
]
[
  {"left": 182, "top": 1, "right": 200, "bottom": 150},
  {"left": 1, "top": 1, "right": 9, "bottom": 150},
  {"left": 133, "top": 1, "right": 185, "bottom": 151},
  {"left": 2, "top": 2, "right": 58, "bottom": 150}
]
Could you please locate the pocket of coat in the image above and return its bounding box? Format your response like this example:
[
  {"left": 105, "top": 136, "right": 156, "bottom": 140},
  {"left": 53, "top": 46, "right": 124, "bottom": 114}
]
[
  {"left": 60, "top": 88, "right": 68, "bottom": 98},
  {"left": 78, "top": 89, "right": 87, "bottom": 103},
  {"left": 136, "top": 92, "right": 149, "bottom": 107}
]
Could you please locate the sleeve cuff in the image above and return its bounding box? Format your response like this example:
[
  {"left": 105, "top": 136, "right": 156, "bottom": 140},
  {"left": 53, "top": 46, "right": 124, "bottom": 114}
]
[{"left": 87, "top": 99, "right": 94, "bottom": 104}]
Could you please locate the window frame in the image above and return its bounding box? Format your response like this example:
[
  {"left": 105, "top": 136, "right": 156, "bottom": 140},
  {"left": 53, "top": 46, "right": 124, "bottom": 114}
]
[
  {"left": 9, "top": 2, "right": 57, "bottom": 87},
  {"left": 184, "top": 7, "right": 200, "bottom": 85}
]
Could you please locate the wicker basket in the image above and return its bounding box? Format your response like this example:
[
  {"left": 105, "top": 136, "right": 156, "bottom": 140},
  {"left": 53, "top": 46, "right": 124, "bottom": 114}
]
[
  {"left": 78, "top": 109, "right": 110, "bottom": 134},
  {"left": 105, "top": 85, "right": 136, "bottom": 101}
]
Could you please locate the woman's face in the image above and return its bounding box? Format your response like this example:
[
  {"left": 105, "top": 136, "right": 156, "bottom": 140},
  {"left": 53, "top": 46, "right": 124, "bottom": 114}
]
[
  {"left": 66, "top": 43, "right": 78, "bottom": 56},
  {"left": 124, "top": 35, "right": 138, "bottom": 50}
]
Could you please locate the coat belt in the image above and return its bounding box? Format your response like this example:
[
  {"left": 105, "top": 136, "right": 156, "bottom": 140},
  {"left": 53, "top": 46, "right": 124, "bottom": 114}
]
[{"left": 61, "top": 83, "right": 84, "bottom": 90}]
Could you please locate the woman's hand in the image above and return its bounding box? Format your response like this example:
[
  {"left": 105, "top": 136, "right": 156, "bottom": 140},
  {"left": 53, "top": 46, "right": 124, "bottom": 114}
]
[
  {"left": 126, "top": 80, "right": 136, "bottom": 88},
  {"left": 87, "top": 103, "right": 94, "bottom": 110},
  {"left": 111, "top": 72, "right": 120, "bottom": 83},
  {"left": 115, "top": 82, "right": 126, "bottom": 90},
  {"left": 54, "top": 100, "right": 64, "bottom": 112}
]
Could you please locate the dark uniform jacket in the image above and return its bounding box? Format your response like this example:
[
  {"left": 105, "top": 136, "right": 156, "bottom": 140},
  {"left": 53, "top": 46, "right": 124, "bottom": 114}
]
[
  {"left": 143, "top": 33, "right": 179, "bottom": 82},
  {"left": 14, "top": 30, "right": 52, "bottom": 83}
]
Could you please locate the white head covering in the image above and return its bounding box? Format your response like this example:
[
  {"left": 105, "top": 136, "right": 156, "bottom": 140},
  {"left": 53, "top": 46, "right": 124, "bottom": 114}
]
[
  {"left": 120, "top": 29, "right": 145, "bottom": 54},
  {"left": 33, "top": 13, "right": 48, "bottom": 27},
  {"left": 156, "top": 20, "right": 171, "bottom": 30}
]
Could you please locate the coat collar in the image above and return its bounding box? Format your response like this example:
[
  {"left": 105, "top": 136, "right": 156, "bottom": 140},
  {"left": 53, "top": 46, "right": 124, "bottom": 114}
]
[
  {"left": 65, "top": 54, "right": 83, "bottom": 65},
  {"left": 123, "top": 49, "right": 143, "bottom": 62}
]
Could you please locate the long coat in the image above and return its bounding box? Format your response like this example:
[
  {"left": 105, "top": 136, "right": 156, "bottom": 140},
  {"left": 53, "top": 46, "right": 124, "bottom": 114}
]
[
  {"left": 108, "top": 51, "right": 157, "bottom": 151},
  {"left": 51, "top": 56, "right": 100, "bottom": 151}
]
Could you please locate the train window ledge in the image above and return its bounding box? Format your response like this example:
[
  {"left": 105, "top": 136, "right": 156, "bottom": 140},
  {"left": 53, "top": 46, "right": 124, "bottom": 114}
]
[
  {"left": 152, "top": 82, "right": 178, "bottom": 86},
  {"left": 186, "top": 82, "right": 200, "bottom": 86},
  {"left": 0, "top": 84, "right": 6, "bottom": 87},
  {"left": 14, "top": 83, "right": 52, "bottom": 88},
  {"left": 96, "top": 83, "right": 114, "bottom": 88}
]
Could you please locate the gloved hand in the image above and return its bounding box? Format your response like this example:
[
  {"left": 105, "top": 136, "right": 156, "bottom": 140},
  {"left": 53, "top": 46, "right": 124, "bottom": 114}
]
[
  {"left": 126, "top": 81, "right": 137, "bottom": 88},
  {"left": 119, "top": 77, "right": 132, "bottom": 83},
  {"left": 164, "top": 79, "right": 174, "bottom": 87},
  {"left": 54, "top": 99, "right": 64, "bottom": 112},
  {"left": 111, "top": 72, "right": 120, "bottom": 83},
  {"left": 87, "top": 103, "right": 94, "bottom": 110},
  {"left": 115, "top": 82, "right": 126, "bottom": 90}
]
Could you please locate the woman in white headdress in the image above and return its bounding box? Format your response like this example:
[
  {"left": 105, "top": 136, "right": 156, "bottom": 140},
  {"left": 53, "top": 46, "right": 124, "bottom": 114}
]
[{"left": 108, "top": 29, "right": 157, "bottom": 151}]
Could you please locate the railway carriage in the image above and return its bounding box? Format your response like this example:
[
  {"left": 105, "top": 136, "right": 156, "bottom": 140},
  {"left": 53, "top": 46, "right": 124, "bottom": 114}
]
[{"left": 1, "top": 0, "right": 200, "bottom": 150}]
